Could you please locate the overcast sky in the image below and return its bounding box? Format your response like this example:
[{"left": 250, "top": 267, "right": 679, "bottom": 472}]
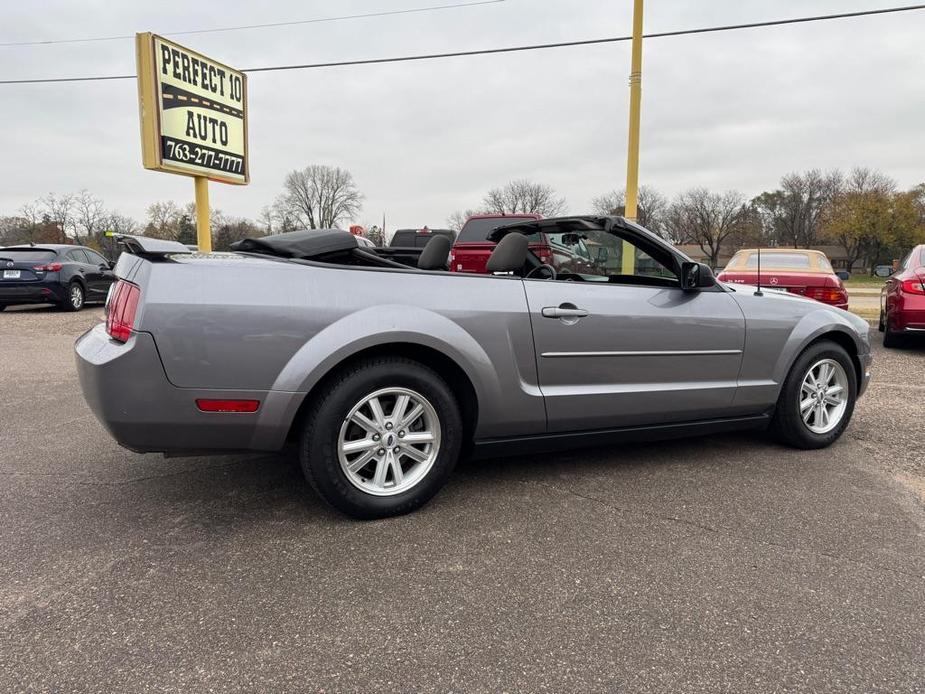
[{"left": 1, "top": 0, "right": 924, "bottom": 231}]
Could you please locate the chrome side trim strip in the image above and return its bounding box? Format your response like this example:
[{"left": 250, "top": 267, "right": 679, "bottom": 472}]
[{"left": 540, "top": 349, "right": 743, "bottom": 358}]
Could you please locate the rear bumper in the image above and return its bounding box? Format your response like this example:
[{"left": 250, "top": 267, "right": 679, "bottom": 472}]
[
  {"left": 890, "top": 303, "right": 925, "bottom": 332},
  {"left": 75, "top": 324, "right": 300, "bottom": 454},
  {"left": 0, "top": 280, "right": 67, "bottom": 305}
]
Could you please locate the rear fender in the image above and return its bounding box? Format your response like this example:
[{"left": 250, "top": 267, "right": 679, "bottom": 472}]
[{"left": 270, "top": 303, "right": 502, "bottom": 411}]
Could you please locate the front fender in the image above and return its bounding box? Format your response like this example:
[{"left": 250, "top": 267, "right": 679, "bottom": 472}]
[
  {"left": 732, "top": 293, "right": 871, "bottom": 411},
  {"left": 771, "top": 307, "right": 870, "bottom": 387}
]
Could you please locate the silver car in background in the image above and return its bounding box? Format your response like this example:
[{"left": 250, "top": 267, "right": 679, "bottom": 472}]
[{"left": 75, "top": 217, "right": 871, "bottom": 518}]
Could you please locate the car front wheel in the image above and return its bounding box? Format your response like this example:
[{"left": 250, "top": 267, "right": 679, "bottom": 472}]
[
  {"left": 300, "top": 357, "right": 463, "bottom": 519},
  {"left": 770, "top": 340, "right": 857, "bottom": 449}
]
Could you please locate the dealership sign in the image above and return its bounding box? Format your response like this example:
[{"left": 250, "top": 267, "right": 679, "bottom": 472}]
[{"left": 135, "top": 33, "right": 249, "bottom": 185}]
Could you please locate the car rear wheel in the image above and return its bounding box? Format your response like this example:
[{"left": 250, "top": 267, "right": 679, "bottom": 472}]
[
  {"left": 882, "top": 311, "right": 904, "bottom": 348},
  {"left": 61, "top": 282, "right": 84, "bottom": 312},
  {"left": 770, "top": 340, "right": 857, "bottom": 449},
  {"left": 299, "top": 357, "right": 463, "bottom": 519}
]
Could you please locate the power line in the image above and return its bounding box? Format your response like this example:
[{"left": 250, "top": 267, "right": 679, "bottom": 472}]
[
  {"left": 2, "top": 3, "right": 924, "bottom": 85},
  {"left": 0, "top": 0, "right": 506, "bottom": 47}
]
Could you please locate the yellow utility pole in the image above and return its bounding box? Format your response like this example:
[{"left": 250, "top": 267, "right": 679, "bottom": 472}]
[
  {"left": 622, "top": 0, "right": 644, "bottom": 275},
  {"left": 194, "top": 176, "right": 212, "bottom": 253}
]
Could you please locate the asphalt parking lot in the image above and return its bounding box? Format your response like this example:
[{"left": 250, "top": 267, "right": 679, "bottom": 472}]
[{"left": 1, "top": 305, "right": 923, "bottom": 693}]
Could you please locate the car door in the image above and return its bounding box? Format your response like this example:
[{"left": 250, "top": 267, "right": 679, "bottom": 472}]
[
  {"left": 523, "top": 227, "right": 746, "bottom": 432},
  {"left": 82, "top": 249, "right": 115, "bottom": 298},
  {"left": 63, "top": 249, "right": 91, "bottom": 293}
]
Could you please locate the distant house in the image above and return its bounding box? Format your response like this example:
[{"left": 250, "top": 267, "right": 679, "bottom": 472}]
[{"left": 676, "top": 245, "right": 735, "bottom": 271}]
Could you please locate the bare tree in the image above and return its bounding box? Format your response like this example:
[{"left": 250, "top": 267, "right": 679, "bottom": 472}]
[
  {"left": 446, "top": 208, "right": 483, "bottom": 231},
  {"left": 277, "top": 165, "right": 364, "bottom": 229},
  {"left": 73, "top": 190, "right": 107, "bottom": 245},
  {"left": 40, "top": 192, "right": 74, "bottom": 243},
  {"left": 257, "top": 205, "right": 276, "bottom": 234},
  {"left": 104, "top": 212, "right": 139, "bottom": 236},
  {"left": 482, "top": 179, "right": 566, "bottom": 217},
  {"left": 752, "top": 169, "right": 841, "bottom": 248},
  {"left": 18, "top": 202, "right": 42, "bottom": 243},
  {"left": 591, "top": 185, "right": 668, "bottom": 236},
  {"left": 144, "top": 201, "right": 182, "bottom": 240},
  {"left": 665, "top": 188, "right": 750, "bottom": 268}
]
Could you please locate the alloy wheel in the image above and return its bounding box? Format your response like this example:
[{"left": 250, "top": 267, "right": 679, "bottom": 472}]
[
  {"left": 799, "top": 358, "right": 849, "bottom": 434},
  {"left": 70, "top": 284, "right": 83, "bottom": 309},
  {"left": 337, "top": 387, "right": 441, "bottom": 496}
]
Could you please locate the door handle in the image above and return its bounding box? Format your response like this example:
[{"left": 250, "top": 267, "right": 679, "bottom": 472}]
[{"left": 542, "top": 305, "right": 589, "bottom": 319}]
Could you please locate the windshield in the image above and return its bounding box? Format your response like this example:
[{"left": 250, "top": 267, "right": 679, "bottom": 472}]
[
  {"left": 457, "top": 217, "right": 539, "bottom": 243},
  {"left": 0, "top": 248, "right": 57, "bottom": 262}
]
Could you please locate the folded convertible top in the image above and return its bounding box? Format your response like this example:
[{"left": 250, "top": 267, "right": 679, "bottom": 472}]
[{"left": 231, "top": 229, "right": 358, "bottom": 259}]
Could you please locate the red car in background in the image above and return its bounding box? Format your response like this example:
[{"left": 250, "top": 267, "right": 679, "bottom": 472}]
[
  {"left": 717, "top": 249, "right": 849, "bottom": 310},
  {"left": 450, "top": 214, "right": 542, "bottom": 274},
  {"left": 879, "top": 244, "right": 925, "bottom": 347}
]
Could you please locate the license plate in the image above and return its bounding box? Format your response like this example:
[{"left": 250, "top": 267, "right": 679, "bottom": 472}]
[{"left": 3, "top": 270, "right": 20, "bottom": 279}]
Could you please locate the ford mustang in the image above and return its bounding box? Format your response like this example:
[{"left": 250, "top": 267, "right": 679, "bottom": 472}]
[{"left": 75, "top": 217, "right": 872, "bottom": 519}]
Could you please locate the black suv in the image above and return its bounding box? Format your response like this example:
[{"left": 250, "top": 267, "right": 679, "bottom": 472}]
[
  {"left": 0, "top": 244, "right": 116, "bottom": 312},
  {"left": 389, "top": 228, "right": 456, "bottom": 248}
]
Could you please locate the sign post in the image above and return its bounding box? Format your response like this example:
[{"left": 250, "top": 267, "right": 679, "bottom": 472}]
[
  {"left": 194, "top": 176, "right": 211, "bottom": 251},
  {"left": 622, "top": 0, "right": 644, "bottom": 276},
  {"left": 135, "top": 32, "right": 249, "bottom": 252}
]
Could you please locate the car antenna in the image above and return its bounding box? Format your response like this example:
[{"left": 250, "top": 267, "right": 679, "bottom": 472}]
[{"left": 754, "top": 247, "right": 763, "bottom": 296}]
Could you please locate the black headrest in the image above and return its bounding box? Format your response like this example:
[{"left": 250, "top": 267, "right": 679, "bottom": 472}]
[
  {"left": 486, "top": 233, "right": 529, "bottom": 273},
  {"left": 417, "top": 235, "right": 452, "bottom": 270}
]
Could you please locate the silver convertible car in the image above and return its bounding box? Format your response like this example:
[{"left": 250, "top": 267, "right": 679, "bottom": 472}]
[{"left": 75, "top": 217, "right": 871, "bottom": 518}]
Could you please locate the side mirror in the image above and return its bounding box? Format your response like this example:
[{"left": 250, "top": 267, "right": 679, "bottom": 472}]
[{"left": 681, "top": 261, "right": 715, "bottom": 292}]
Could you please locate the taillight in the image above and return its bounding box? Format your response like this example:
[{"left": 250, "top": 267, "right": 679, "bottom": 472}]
[
  {"left": 900, "top": 279, "right": 925, "bottom": 295},
  {"left": 534, "top": 245, "right": 553, "bottom": 264},
  {"left": 33, "top": 262, "right": 63, "bottom": 272},
  {"left": 106, "top": 280, "right": 140, "bottom": 343},
  {"left": 805, "top": 287, "right": 848, "bottom": 304}
]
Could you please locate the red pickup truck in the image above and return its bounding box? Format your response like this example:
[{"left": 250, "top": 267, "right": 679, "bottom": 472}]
[
  {"left": 717, "top": 249, "right": 849, "bottom": 310},
  {"left": 449, "top": 214, "right": 541, "bottom": 274},
  {"left": 450, "top": 213, "right": 602, "bottom": 275}
]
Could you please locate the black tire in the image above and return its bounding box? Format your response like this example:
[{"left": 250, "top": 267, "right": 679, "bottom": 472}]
[
  {"left": 877, "top": 310, "right": 885, "bottom": 332},
  {"left": 882, "top": 311, "right": 904, "bottom": 348},
  {"left": 299, "top": 357, "right": 463, "bottom": 519},
  {"left": 769, "top": 340, "right": 857, "bottom": 449},
  {"left": 0, "top": 304, "right": 7, "bottom": 312},
  {"left": 60, "top": 282, "right": 84, "bottom": 312}
]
